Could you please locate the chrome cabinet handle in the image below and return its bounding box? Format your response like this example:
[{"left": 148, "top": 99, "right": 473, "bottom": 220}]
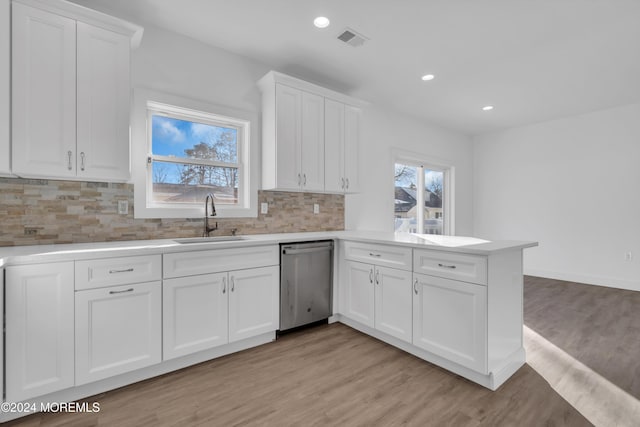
[
  {"left": 375, "top": 270, "right": 380, "bottom": 285},
  {"left": 80, "top": 152, "right": 85, "bottom": 171},
  {"left": 438, "top": 263, "right": 457, "bottom": 269},
  {"left": 303, "top": 174, "right": 307, "bottom": 186},
  {"left": 369, "top": 269, "right": 373, "bottom": 284},
  {"left": 414, "top": 278, "right": 418, "bottom": 295},
  {"left": 341, "top": 178, "right": 345, "bottom": 189},
  {"left": 231, "top": 276, "right": 235, "bottom": 292},
  {"left": 222, "top": 277, "right": 226, "bottom": 294},
  {"left": 346, "top": 178, "right": 350, "bottom": 189},
  {"left": 109, "top": 268, "right": 134, "bottom": 274},
  {"left": 298, "top": 173, "right": 301, "bottom": 186},
  {"left": 369, "top": 253, "right": 381, "bottom": 258},
  {"left": 109, "top": 288, "right": 134, "bottom": 295},
  {"left": 67, "top": 150, "right": 73, "bottom": 170}
]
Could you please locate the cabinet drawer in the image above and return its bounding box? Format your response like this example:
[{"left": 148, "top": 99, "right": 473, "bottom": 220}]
[
  {"left": 413, "top": 250, "right": 487, "bottom": 285},
  {"left": 163, "top": 245, "right": 279, "bottom": 279},
  {"left": 342, "top": 241, "right": 412, "bottom": 271},
  {"left": 75, "top": 255, "right": 162, "bottom": 290}
]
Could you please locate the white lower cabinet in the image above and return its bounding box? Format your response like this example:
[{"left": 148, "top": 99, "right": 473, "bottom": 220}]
[
  {"left": 374, "top": 266, "right": 413, "bottom": 343},
  {"left": 342, "top": 260, "right": 412, "bottom": 343},
  {"left": 5, "top": 262, "right": 75, "bottom": 402},
  {"left": 75, "top": 282, "right": 162, "bottom": 385},
  {"left": 163, "top": 273, "right": 229, "bottom": 360},
  {"left": 342, "top": 260, "right": 375, "bottom": 327},
  {"left": 163, "top": 265, "right": 279, "bottom": 360},
  {"left": 412, "top": 272, "right": 487, "bottom": 373},
  {"left": 228, "top": 266, "right": 279, "bottom": 342}
]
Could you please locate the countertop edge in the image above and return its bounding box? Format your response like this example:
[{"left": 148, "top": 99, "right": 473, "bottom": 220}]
[{"left": 0, "top": 231, "right": 538, "bottom": 267}]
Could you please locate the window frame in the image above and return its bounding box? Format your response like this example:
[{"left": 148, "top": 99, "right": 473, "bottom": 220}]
[
  {"left": 131, "top": 88, "right": 258, "bottom": 219},
  {"left": 393, "top": 151, "right": 455, "bottom": 235}
]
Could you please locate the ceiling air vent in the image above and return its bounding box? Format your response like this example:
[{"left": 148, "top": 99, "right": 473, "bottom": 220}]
[{"left": 337, "top": 28, "right": 368, "bottom": 47}]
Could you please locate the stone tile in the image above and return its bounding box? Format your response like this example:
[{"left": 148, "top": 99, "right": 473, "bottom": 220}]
[{"left": 0, "top": 179, "right": 344, "bottom": 246}]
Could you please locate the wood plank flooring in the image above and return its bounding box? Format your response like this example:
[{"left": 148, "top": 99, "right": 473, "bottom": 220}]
[{"left": 8, "top": 275, "right": 639, "bottom": 427}]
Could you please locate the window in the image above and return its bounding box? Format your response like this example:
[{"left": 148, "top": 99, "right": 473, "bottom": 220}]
[
  {"left": 393, "top": 155, "right": 453, "bottom": 235},
  {"left": 132, "top": 89, "right": 258, "bottom": 219}
]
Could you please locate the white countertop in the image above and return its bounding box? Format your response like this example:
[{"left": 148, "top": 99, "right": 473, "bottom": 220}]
[{"left": 0, "top": 230, "right": 537, "bottom": 267}]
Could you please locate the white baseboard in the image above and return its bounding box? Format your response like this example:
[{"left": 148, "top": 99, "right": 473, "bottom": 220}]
[{"left": 524, "top": 269, "right": 640, "bottom": 292}]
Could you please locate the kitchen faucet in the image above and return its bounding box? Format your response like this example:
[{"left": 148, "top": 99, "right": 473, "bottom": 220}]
[{"left": 204, "top": 193, "right": 218, "bottom": 237}]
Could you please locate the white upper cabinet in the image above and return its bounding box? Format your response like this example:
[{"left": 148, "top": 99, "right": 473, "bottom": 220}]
[
  {"left": 325, "top": 99, "right": 361, "bottom": 194},
  {"left": 264, "top": 82, "right": 324, "bottom": 191},
  {"left": 11, "top": 0, "right": 142, "bottom": 182},
  {"left": 300, "top": 90, "right": 325, "bottom": 191},
  {"left": 1, "top": 0, "right": 11, "bottom": 176},
  {"left": 273, "top": 83, "right": 302, "bottom": 190},
  {"left": 12, "top": 2, "right": 77, "bottom": 178},
  {"left": 324, "top": 99, "right": 344, "bottom": 193},
  {"left": 259, "top": 71, "right": 364, "bottom": 194},
  {"left": 76, "top": 22, "right": 131, "bottom": 181}
]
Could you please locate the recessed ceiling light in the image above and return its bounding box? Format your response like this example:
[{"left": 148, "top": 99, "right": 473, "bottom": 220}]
[
  {"left": 482, "top": 105, "right": 494, "bottom": 111},
  {"left": 421, "top": 74, "right": 435, "bottom": 81},
  {"left": 314, "top": 17, "right": 330, "bottom": 28}
]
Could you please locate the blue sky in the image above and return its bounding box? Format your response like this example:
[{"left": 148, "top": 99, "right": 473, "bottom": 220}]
[{"left": 151, "top": 115, "right": 236, "bottom": 160}]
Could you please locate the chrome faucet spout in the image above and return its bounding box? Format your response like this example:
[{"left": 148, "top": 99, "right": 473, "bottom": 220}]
[{"left": 204, "top": 193, "right": 218, "bottom": 237}]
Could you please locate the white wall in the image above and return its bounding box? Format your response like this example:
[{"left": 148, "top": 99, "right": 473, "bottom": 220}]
[
  {"left": 474, "top": 103, "right": 640, "bottom": 291},
  {"left": 132, "top": 25, "right": 474, "bottom": 234},
  {"left": 346, "top": 108, "right": 474, "bottom": 235}
]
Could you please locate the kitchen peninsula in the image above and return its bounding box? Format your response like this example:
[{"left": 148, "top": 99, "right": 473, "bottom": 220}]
[{"left": 0, "top": 231, "right": 536, "bottom": 423}]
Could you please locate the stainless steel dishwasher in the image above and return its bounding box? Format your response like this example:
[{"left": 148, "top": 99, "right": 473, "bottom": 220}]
[{"left": 280, "top": 240, "right": 333, "bottom": 331}]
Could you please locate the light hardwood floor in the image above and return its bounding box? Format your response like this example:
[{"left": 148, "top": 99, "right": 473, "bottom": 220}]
[{"left": 9, "top": 276, "right": 639, "bottom": 427}]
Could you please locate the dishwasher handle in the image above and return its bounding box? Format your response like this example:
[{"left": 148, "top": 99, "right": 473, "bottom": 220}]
[{"left": 282, "top": 246, "right": 332, "bottom": 256}]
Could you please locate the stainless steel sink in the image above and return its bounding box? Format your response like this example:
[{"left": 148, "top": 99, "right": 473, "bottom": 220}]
[{"left": 173, "top": 236, "right": 247, "bottom": 244}]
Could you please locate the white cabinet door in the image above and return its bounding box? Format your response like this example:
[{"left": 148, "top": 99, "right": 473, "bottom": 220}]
[
  {"left": 163, "top": 273, "right": 229, "bottom": 360},
  {"left": 412, "top": 273, "right": 487, "bottom": 373},
  {"left": 229, "top": 266, "right": 279, "bottom": 342},
  {"left": 275, "top": 83, "right": 302, "bottom": 190},
  {"left": 12, "top": 3, "right": 76, "bottom": 178},
  {"left": 77, "top": 22, "right": 130, "bottom": 181},
  {"left": 300, "top": 90, "right": 325, "bottom": 191},
  {"left": 324, "top": 98, "right": 345, "bottom": 193},
  {"left": 374, "top": 266, "right": 413, "bottom": 343},
  {"left": 0, "top": 0, "right": 9, "bottom": 175},
  {"left": 75, "top": 281, "right": 162, "bottom": 385},
  {"left": 344, "top": 104, "right": 361, "bottom": 193},
  {"left": 342, "top": 260, "right": 375, "bottom": 328},
  {"left": 5, "top": 262, "right": 75, "bottom": 402}
]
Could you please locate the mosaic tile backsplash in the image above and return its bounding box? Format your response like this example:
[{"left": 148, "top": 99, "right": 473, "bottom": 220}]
[{"left": 0, "top": 178, "right": 344, "bottom": 247}]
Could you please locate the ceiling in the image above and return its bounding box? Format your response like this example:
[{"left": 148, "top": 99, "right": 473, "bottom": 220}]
[{"left": 73, "top": 0, "right": 640, "bottom": 136}]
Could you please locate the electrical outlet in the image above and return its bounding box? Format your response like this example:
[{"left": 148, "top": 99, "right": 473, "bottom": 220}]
[
  {"left": 313, "top": 203, "right": 320, "bottom": 214},
  {"left": 261, "top": 202, "right": 268, "bottom": 214},
  {"left": 118, "top": 200, "right": 128, "bottom": 215},
  {"left": 625, "top": 251, "right": 633, "bottom": 261}
]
